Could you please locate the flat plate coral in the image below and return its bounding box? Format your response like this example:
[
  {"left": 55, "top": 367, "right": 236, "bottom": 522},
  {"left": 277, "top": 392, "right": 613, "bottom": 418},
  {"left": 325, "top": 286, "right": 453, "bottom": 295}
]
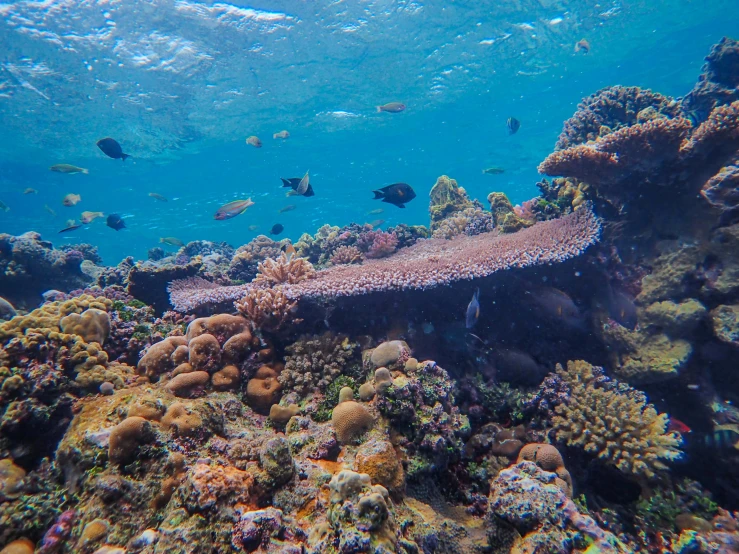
[{"left": 169, "top": 208, "right": 600, "bottom": 312}]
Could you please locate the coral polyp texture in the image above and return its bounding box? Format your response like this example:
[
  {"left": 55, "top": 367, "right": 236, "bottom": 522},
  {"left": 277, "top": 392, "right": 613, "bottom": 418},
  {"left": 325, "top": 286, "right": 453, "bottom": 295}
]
[{"left": 550, "top": 360, "right": 682, "bottom": 479}]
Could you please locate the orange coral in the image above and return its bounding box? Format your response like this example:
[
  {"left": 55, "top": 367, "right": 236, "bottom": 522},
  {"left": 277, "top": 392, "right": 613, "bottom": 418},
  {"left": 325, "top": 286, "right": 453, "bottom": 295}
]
[
  {"left": 255, "top": 252, "right": 316, "bottom": 285},
  {"left": 165, "top": 371, "right": 210, "bottom": 398},
  {"left": 186, "top": 314, "right": 250, "bottom": 345},
  {"left": 354, "top": 439, "right": 404, "bottom": 492},
  {"left": 162, "top": 402, "right": 203, "bottom": 437},
  {"left": 184, "top": 461, "right": 255, "bottom": 511},
  {"left": 517, "top": 443, "right": 572, "bottom": 497},
  {"left": 245, "top": 365, "right": 281, "bottom": 414},
  {"left": 188, "top": 334, "right": 221, "bottom": 372},
  {"left": 212, "top": 365, "right": 240, "bottom": 391}
]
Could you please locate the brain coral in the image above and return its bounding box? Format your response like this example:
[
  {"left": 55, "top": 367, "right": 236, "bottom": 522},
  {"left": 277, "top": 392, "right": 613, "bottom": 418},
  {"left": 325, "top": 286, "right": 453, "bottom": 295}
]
[
  {"left": 551, "top": 360, "right": 682, "bottom": 479},
  {"left": 332, "top": 398, "right": 374, "bottom": 443}
]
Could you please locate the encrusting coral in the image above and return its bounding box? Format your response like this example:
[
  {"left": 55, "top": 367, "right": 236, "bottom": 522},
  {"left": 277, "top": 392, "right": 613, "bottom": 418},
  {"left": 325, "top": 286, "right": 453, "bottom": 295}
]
[{"left": 551, "top": 360, "right": 682, "bottom": 479}]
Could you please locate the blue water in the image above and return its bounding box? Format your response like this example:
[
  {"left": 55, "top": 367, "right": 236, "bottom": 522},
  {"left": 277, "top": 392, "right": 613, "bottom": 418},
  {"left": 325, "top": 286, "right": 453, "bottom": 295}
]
[{"left": 1, "top": 0, "right": 737, "bottom": 263}]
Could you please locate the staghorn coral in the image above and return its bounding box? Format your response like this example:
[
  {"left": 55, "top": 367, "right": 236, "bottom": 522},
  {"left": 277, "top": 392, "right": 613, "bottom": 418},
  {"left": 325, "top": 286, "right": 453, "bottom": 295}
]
[
  {"left": 234, "top": 287, "right": 298, "bottom": 332},
  {"left": 356, "top": 229, "right": 399, "bottom": 259},
  {"left": 254, "top": 252, "right": 316, "bottom": 286},
  {"left": 551, "top": 360, "right": 682, "bottom": 479},
  {"left": 278, "top": 332, "right": 359, "bottom": 398},
  {"left": 169, "top": 208, "right": 600, "bottom": 310}
]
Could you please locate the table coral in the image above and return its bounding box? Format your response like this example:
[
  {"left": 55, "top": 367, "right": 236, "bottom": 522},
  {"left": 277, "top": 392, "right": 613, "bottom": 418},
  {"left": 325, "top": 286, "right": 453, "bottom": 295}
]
[{"left": 551, "top": 360, "right": 682, "bottom": 479}]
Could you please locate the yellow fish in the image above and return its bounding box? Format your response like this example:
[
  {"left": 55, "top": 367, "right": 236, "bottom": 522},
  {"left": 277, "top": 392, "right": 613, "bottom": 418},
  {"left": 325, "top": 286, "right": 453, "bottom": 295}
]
[
  {"left": 81, "top": 211, "right": 104, "bottom": 224},
  {"left": 50, "top": 164, "right": 89, "bottom": 174}
]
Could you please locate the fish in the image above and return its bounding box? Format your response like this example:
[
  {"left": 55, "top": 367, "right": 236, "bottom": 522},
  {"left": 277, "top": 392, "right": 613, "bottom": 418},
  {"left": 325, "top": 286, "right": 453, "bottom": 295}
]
[
  {"left": 50, "top": 164, "right": 89, "bottom": 174},
  {"left": 607, "top": 286, "right": 638, "bottom": 330},
  {"left": 160, "top": 237, "right": 185, "bottom": 247},
  {"left": 574, "top": 38, "right": 591, "bottom": 54},
  {"left": 59, "top": 223, "right": 82, "bottom": 233},
  {"left": 702, "top": 427, "right": 739, "bottom": 450},
  {"left": 280, "top": 176, "right": 315, "bottom": 197},
  {"left": 507, "top": 117, "right": 521, "bottom": 135},
  {"left": 148, "top": 193, "right": 168, "bottom": 202},
  {"left": 23, "top": 188, "right": 37, "bottom": 194},
  {"left": 466, "top": 288, "right": 481, "bottom": 329},
  {"left": 214, "top": 198, "right": 254, "bottom": 220},
  {"left": 44, "top": 204, "right": 56, "bottom": 216},
  {"left": 279, "top": 204, "right": 297, "bottom": 214},
  {"left": 270, "top": 223, "right": 284, "bottom": 235},
  {"left": 367, "top": 208, "right": 384, "bottom": 215},
  {"left": 248, "top": 225, "right": 259, "bottom": 231},
  {"left": 494, "top": 349, "right": 545, "bottom": 386},
  {"left": 482, "top": 166, "right": 505, "bottom": 175},
  {"left": 668, "top": 418, "right": 692, "bottom": 434},
  {"left": 528, "top": 287, "right": 584, "bottom": 327},
  {"left": 62, "top": 193, "right": 81, "bottom": 207},
  {"left": 273, "top": 130, "right": 290, "bottom": 139},
  {"left": 372, "top": 183, "right": 416, "bottom": 208},
  {"left": 0, "top": 201, "right": 9, "bottom": 212},
  {"left": 96, "top": 137, "right": 130, "bottom": 161},
  {"left": 80, "top": 211, "right": 104, "bottom": 224},
  {"left": 246, "top": 136, "right": 262, "bottom": 148},
  {"left": 296, "top": 171, "right": 310, "bottom": 196},
  {"left": 369, "top": 219, "right": 386, "bottom": 228},
  {"left": 377, "top": 102, "right": 405, "bottom": 113},
  {"left": 281, "top": 243, "right": 297, "bottom": 258},
  {"left": 106, "top": 214, "right": 126, "bottom": 231}
]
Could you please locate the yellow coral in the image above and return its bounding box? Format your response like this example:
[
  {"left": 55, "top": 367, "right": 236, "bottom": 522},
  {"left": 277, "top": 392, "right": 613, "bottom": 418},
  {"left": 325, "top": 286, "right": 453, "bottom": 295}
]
[{"left": 552, "top": 360, "right": 681, "bottom": 479}]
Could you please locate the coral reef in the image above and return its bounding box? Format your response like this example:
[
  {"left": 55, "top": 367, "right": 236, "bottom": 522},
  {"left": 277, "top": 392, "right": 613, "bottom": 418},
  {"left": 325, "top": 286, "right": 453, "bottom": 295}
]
[
  {"left": 255, "top": 252, "right": 316, "bottom": 286},
  {"left": 550, "top": 360, "right": 682, "bottom": 479},
  {"left": 682, "top": 37, "right": 739, "bottom": 125},
  {"left": 429, "top": 175, "right": 475, "bottom": 230},
  {"left": 127, "top": 258, "right": 202, "bottom": 312},
  {"left": 0, "top": 232, "right": 93, "bottom": 307}
]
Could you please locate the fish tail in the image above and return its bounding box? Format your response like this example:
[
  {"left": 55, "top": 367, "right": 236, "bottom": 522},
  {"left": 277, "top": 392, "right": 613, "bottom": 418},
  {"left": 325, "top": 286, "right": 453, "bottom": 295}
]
[
  {"left": 82, "top": 168, "right": 89, "bottom": 174},
  {"left": 376, "top": 106, "right": 383, "bottom": 113},
  {"left": 121, "top": 153, "right": 131, "bottom": 162},
  {"left": 372, "top": 190, "right": 384, "bottom": 199}
]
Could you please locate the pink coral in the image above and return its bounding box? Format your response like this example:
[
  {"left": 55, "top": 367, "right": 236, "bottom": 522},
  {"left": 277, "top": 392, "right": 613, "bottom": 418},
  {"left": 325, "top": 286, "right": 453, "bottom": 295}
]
[
  {"left": 357, "top": 230, "right": 399, "bottom": 259},
  {"left": 168, "top": 209, "right": 600, "bottom": 310}
]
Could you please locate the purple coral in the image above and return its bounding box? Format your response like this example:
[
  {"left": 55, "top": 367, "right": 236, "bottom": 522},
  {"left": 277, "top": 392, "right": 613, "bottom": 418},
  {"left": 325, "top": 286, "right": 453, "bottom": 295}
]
[{"left": 357, "top": 230, "right": 399, "bottom": 259}]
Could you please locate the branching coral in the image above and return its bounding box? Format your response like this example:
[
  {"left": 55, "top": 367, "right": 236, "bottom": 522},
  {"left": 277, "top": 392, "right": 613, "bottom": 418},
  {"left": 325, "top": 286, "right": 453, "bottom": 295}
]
[
  {"left": 278, "top": 332, "right": 359, "bottom": 398},
  {"left": 551, "top": 360, "right": 682, "bottom": 479},
  {"left": 234, "top": 287, "right": 298, "bottom": 332},
  {"left": 227, "top": 235, "right": 285, "bottom": 282},
  {"left": 329, "top": 245, "right": 363, "bottom": 265},
  {"left": 254, "top": 253, "right": 316, "bottom": 285},
  {"left": 356, "top": 230, "right": 399, "bottom": 259}
]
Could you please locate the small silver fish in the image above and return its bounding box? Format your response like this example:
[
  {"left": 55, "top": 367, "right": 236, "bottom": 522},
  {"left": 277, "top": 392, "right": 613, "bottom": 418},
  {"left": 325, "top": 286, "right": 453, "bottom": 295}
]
[{"left": 466, "top": 288, "right": 481, "bottom": 329}]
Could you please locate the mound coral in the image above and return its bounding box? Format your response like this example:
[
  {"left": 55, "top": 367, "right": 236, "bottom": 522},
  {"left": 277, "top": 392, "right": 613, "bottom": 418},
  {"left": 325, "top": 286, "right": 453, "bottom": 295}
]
[
  {"left": 246, "top": 365, "right": 281, "bottom": 414},
  {"left": 429, "top": 175, "right": 475, "bottom": 230},
  {"left": 108, "top": 416, "right": 154, "bottom": 465},
  {"left": 517, "top": 443, "right": 572, "bottom": 497},
  {"left": 330, "top": 245, "right": 363, "bottom": 265},
  {"left": 551, "top": 360, "right": 682, "bottom": 479},
  {"left": 59, "top": 308, "right": 111, "bottom": 344},
  {"left": 331, "top": 391, "right": 374, "bottom": 443}
]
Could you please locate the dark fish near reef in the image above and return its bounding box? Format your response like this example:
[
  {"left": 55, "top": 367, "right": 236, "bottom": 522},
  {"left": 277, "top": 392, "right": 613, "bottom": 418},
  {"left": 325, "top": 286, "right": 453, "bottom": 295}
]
[
  {"left": 296, "top": 171, "right": 310, "bottom": 196},
  {"left": 280, "top": 176, "right": 315, "bottom": 197},
  {"left": 377, "top": 102, "right": 405, "bottom": 113},
  {"left": 466, "top": 288, "right": 481, "bottom": 329},
  {"left": 482, "top": 166, "right": 505, "bottom": 175},
  {"left": 96, "top": 137, "right": 130, "bottom": 161},
  {"left": 528, "top": 287, "right": 584, "bottom": 327},
  {"left": 607, "top": 287, "right": 638, "bottom": 330},
  {"left": 279, "top": 204, "right": 297, "bottom": 214},
  {"left": 270, "top": 223, "right": 284, "bottom": 235},
  {"left": 701, "top": 427, "right": 739, "bottom": 450},
  {"left": 372, "top": 183, "right": 416, "bottom": 208},
  {"left": 214, "top": 198, "right": 254, "bottom": 220},
  {"left": 574, "top": 38, "right": 591, "bottom": 54},
  {"left": 106, "top": 214, "right": 126, "bottom": 230},
  {"left": 51, "top": 164, "right": 89, "bottom": 174},
  {"left": 59, "top": 223, "right": 82, "bottom": 233},
  {"left": 494, "top": 349, "right": 545, "bottom": 386},
  {"left": 507, "top": 117, "right": 520, "bottom": 135},
  {"left": 148, "top": 193, "right": 168, "bottom": 202}
]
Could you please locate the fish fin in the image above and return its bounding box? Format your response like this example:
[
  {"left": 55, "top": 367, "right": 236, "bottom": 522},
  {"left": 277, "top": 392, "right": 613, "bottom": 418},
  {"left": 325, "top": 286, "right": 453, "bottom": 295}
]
[
  {"left": 82, "top": 168, "right": 89, "bottom": 174},
  {"left": 372, "top": 190, "right": 384, "bottom": 199},
  {"left": 121, "top": 153, "right": 130, "bottom": 161},
  {"left": 395, "top": 202, "right": 406, "bottom": 208},
  {"left": 475, "top": 288, "right": 480, "bottom": 301},
  {"left": 280, "top": 178, "right": 291, "bottom": 187}
]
